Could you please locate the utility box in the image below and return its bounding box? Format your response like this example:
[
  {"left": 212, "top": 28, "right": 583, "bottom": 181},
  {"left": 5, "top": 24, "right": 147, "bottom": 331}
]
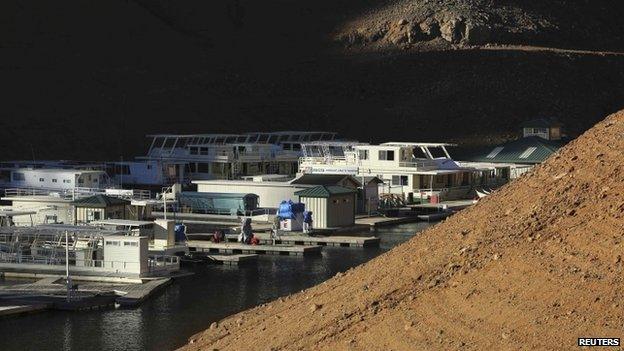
[{"left": 280, "top": 212, "right": 304, "bottom": 231}]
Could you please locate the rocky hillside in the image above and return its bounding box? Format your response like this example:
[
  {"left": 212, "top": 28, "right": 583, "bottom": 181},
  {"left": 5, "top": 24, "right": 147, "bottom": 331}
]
[
  {"left": 1, "top": 1, "right": 623, "bottom": 160},
  {"left": 183, "top": 109, "right": 624, "bottom": 350},
  {"left": 335, "top": 0, "right": 624, "bottom": 50}
]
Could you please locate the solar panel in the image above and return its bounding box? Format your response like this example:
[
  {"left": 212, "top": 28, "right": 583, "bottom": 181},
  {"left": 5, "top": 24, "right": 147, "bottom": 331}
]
[
  {"left": 486, "top": 147, "right": 504, "bottom": 159},
  {"left": 519, "top": 147, "right": 538, "bottom": 159}
]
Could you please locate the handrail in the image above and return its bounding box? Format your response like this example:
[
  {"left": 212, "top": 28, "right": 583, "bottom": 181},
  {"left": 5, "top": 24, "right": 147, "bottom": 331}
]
[{"left": 3, "top": 187, "right": 152, "bottom": 200}]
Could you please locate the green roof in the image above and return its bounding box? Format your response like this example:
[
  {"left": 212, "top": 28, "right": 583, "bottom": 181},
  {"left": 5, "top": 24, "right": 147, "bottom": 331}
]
[
  {"left": 294, "top": 185, "right": 357, "bottom": 198},
  {"left": 290, "top": 174, "right": 360, "bottom": 186},
  {"left": 468, "top": 136, "right": 565, "bottom": 164},
  {"left": 72, "top": 194, "right": 130, "bottom": 208}
]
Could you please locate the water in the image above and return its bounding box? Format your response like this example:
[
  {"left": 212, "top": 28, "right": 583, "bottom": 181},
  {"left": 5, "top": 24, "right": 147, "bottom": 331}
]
[{"left": 0, "top": 222, "right": 430, "bottom": 351}]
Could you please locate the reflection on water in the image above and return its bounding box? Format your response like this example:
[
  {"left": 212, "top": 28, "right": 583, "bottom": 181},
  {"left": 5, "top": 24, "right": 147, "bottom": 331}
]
[{"left": 0, "top": 222, "right": 430, "bottom": 351}]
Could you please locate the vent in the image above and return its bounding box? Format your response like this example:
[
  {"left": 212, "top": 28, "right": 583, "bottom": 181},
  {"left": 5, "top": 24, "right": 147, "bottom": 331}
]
[
  {"left": 519, "top": 147, "right": 538, "bottom": 159},
  {"left": 486, "top": 147, "right": 504, "bottom": 159}
]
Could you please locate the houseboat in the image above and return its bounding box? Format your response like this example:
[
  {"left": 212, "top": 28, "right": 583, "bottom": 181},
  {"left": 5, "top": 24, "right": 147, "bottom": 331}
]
[
  {"left": 0, "top": 167, "right": 113, "bottom": 191},
  {"left": 138, "top": 131, "right": 338, "bottom": 181},
  {"left": 298, "top": 141, "right": 507, "bottom": 202}
]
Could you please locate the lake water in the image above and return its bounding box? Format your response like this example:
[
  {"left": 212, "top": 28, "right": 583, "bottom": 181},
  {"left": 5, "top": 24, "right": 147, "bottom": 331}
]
[{"left": 0, "top": 222, "right": 430, "bottom": 351}]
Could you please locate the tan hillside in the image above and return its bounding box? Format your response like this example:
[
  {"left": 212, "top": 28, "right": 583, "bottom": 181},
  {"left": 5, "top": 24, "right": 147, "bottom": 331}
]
[{"left": 183, "top": 110, "right": 624, "bottom": 350}]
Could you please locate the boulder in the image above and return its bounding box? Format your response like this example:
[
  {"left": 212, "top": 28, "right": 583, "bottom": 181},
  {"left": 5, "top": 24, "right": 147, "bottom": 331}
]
[{"left": 439, "top": 17, "right": 466, "bottom": 43}]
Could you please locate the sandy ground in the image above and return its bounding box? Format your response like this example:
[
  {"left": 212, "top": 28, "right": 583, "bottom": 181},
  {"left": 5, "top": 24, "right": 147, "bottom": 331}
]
[{"left": 182, "top": 109, "right": 624, "bottom": 350}]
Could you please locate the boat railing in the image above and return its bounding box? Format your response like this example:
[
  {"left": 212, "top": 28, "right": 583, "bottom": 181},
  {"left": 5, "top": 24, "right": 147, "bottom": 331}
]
[
  {"left": 398, "top": 160, "right": 439, "bottom": 170},
  {"left": 147, "top": 254, "right": 180, "bottom": 273},
  {"left": 298, "top": 156, "right": 351, "bottom": 166},
  {"left": 0, "top": 253, "right": 142, "bottom": 270},
  {"left": 3, "top": 187, "right": 152, "bottom": 200}
]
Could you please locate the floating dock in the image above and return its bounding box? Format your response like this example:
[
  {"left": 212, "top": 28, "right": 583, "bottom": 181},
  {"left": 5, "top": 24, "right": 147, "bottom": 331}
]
[
  {"left": 355, "top": 215, "right": 420, "bottom": 228},
  {"left": 224, "top": 233, "right": 380, "bottom": 247},
  {"left": 187, "top": 240, "right": 322, "bottom": 256},
  {"left": 205, "top": 254, "right": 258, "bottom": 266},
  {"left": 115, "top": 278, "right": 172, "bottom": 307},
  {"left": 0, "top": 303, "right": 49, "bottom": 317}
]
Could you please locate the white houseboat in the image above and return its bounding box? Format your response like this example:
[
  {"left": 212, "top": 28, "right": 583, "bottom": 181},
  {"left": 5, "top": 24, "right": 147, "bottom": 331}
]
[
  {"left": 298, "top": 141, "right": 507, "bottom": 202},
  {"left": 138, "top": 131, "right": 338, "bottom": 181},
  {"left": 0, "top": 167, "right": 113, "bottom": 191}
]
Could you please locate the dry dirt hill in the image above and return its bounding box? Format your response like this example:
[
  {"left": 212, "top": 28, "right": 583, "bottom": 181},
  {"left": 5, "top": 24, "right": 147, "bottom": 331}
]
[{"left": 183, "top": 109, "right": 624, "bottom": 350}]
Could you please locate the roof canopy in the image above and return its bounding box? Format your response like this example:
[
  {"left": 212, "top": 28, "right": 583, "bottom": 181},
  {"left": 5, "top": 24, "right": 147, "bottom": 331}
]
[
  {"left": 295, "top": 185, "right": 357, "bottom": 198},
  {"left": 469, "top": 136, "right": 565, "bottom": 164},
  {"left": 72, "top": 194, "right": 130, "bottom": 208},
  {"left": 289, "top": 174, "right": 361, "bottom": 187}
]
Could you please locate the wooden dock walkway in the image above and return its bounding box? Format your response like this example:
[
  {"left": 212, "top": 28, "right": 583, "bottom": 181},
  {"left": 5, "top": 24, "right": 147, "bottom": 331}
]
[
  {"left": 187, "top": 240, "right": 322, "bottom": 256},
  {"left": 355, "top": 216, "right": 419, "bottom": 227},
  {"left": 224, "top": 233, "right": 380, "bottom": 247},
  {"left": 204, "top": 254, "right": 258, "bottom": 266},
  {"left": 115, "top": 278, "right": 172, "bottom": 307}
]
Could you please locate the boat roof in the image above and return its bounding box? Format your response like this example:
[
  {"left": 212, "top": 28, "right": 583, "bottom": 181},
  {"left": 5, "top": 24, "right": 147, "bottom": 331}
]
[
  {"left": 380, "top": 142, "right": 456, "bottom": 147},
  {"left": 0, "top": 210, "right": 37, "bottom": 217},
  {"left": 91, "top": 219, "right": 154, "bottom": 227}
]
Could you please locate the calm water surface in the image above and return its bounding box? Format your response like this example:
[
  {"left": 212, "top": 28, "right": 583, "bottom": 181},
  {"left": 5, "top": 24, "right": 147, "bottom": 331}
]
[{"left": 0, "top": 222, "right": 430, "bottom": 351}]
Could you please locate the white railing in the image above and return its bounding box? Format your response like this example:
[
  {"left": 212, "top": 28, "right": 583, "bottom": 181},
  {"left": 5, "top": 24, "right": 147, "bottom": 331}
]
[
  {"left": 148, "top": 255, "right": 180, "bottom": 273},
  {"left": 398, "top": 160, "right": 439, "bottom": 170},
  {"left": 3, "top": 187, "right": 152, "bottom": 200}
]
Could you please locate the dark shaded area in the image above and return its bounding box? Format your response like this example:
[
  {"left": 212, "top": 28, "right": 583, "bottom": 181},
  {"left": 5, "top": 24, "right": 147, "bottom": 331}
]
[{"left": 1, "top": 0, "right": 623, "bottom": 161}]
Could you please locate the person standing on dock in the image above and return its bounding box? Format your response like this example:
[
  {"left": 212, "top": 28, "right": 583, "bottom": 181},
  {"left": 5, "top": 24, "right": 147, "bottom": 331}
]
[
  {"left": 303, "top": 211, "right": 313, "bottom": 234},
  {"left": 239, "top": 217, "right": 253, "bottom": 244},
  {"left": 271, "top": 215, "right": 281, "bottom": 244}
]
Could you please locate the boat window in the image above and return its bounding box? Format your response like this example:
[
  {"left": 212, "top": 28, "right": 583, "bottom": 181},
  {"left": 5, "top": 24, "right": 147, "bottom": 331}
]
[
  {"left": 378, "top": 150, "right": 395, "bottom": 161},
  {"left": 13, "top": 172, "right": 25, "bottom": 181},
  {"left": 392, "top": 175, "right": 408, "bottom": 186},
  {"left": 39, "top": 178, "right": 45, "bottom": 182},
  {"left": 52, "top": 179, "right": 58, "bottom": 183},
  {"left": 358, "top": 150, "right": 369, "bottom": 160},
  {"left": 124, "top": 241, "right": 138, "bottom": 247},
  {"left": 105, "top": 241, "right": 120, "bottom": 246}
]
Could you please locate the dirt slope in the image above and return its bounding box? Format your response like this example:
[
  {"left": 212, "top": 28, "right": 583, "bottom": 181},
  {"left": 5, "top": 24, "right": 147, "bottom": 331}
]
[{"left": 183, "top": 110, "right": 624, "bottom": 350}]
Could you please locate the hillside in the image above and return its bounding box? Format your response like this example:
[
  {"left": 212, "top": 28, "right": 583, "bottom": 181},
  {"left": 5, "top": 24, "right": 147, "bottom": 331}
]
[
  {"left": 1, "top": 1, "right": 624, "bottom": 161},
  {"left": 183, "top": 110, "right": 624, "bottom": 350},
  {"left": 335, "top": 0, "right": 624, "bottom": 51}
]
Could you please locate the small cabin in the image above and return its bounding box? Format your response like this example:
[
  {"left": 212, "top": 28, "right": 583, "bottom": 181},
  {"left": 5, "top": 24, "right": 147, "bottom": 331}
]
[
  {"left": 522, "top": 118, "right": 563, "bottom": 141},
  {"left": 101, "top": 235, "right": 149, "bottom": 275},
  {"left": 72, "top": 195, "right": 130, "bottom": 224},
  {"left": 295, "top": 185, "right": 357, "bottom": 229}
]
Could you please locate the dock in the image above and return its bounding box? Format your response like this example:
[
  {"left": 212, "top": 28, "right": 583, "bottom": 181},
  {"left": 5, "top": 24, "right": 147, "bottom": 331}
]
[
  {"left": 187, "top": 240, "right": 322, "bottom": 256},
  {"left": 0, "top": 303, "right": 49, "bottom": 317},
  {"left": 204, "top": 254, "right": 258, "bottom": 266},
  {"left": 224, "top": 233, "right": 380, "bottom": 247},
  {"left": 115, "top": 278, "right": 172, "bottom": 307},
  {"left": 355, "top": 215, "right": 419, "bottom": 228}
]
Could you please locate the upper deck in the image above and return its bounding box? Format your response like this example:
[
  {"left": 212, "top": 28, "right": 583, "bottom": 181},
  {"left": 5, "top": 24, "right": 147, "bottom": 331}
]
[
  {"left": 298, "top": 141, "right": 468, "bottom": 174},
  {"left": 142, "top": 131, "right": 337, "bottom": 162}
]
